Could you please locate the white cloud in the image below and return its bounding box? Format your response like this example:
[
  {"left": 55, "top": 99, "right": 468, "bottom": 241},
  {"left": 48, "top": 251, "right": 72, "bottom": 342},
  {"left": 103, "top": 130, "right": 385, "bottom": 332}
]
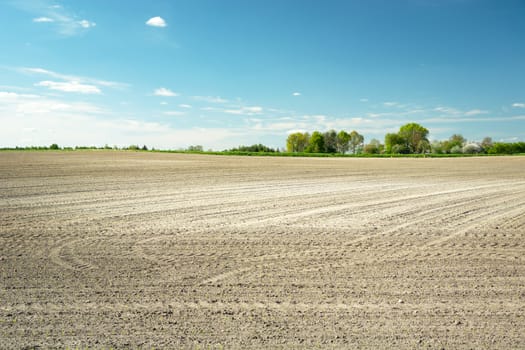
[
  {"left": 20, "top": 67, "right": 126, "bottom": 89},
  {"left": 17, "top": 2, "right": 97, "bottom": 36},
  {"left": 360, "top": 98, "right": 369, "bottom": 102},
  {"left": 179, "top": 104, "right": 192, "bottom": 108},
  {"left": 0, "top": 90, "right": 339, "bottom": 148},
  {"left": 163, "top": 111, "right": 186, "bottom": 116},
  {"left": 0, "top": 89, "right": 243, "bottom": 150},
  {"left": 512, "top": 103, "right": 525, "bottom": 108},
  {"left": 367, "top": 112, "right": 395, "bottom": 118},
  {"left": 154, "top": 88, "right": 178, "bottom": 97},
  {"left": 224, "top": 106, "right": 263, "bottom": 115},
  {"left": 160, "top": 101, "right": 168, "bottom": 105},
  {"left": 78, "top": 19, "right": 96, "bottom": 28},
  {"left": 0, "top": 91, "right": 38, "bottom": 99},
  {"left": 464, "top": 109, "right": 488, "bottom": 116},
  {"left": 192, "top": 96, "right": 228, "bottom": 104},
  {"left": 35, "top": 81, "right": 101, "bottom": 94},
  {"left": 33, "top": 17, "right": 54, "bottom": 23},
  {"left": 434, "top": 106, "right": 461, "bottom": 115},
  {"left": 146, "top": 16, "right": 167, "bottom": 28},
  {"left": 383, "top": 101, "right": 398, "bottom": 107},
  {"left": 292, "top": 92, "right": 301, "bottom": 96},
  {"left": 0, "top": 90, "right": 104, "bottom": 115},
  {"left": 200, "top": 106, "right": 220, "bottom": 112},
  {"left": 422, "top": 115, "right": 525, "bottom": 124}
]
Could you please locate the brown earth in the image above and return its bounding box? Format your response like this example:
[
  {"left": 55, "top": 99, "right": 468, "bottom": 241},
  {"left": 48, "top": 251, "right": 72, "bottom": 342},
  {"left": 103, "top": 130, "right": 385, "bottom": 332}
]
[{"left": 1, "top": 151, "right": 524, "bottom": 349}]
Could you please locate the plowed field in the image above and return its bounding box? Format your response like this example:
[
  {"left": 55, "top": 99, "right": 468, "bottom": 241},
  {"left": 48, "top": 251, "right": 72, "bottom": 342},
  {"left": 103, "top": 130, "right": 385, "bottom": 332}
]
[{"left": 1, "top": 151, "right": 524, "bottom": 349}]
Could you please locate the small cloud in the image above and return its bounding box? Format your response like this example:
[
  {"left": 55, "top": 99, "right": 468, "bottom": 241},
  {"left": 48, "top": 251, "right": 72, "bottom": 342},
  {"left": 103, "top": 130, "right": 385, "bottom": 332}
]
[
  {"left": 160, "top": 101, "right": 168, "bottom": 105},
  {"left": 292, "top": 92, "right": 301, "bottom": 96},
  {"left": 179, "top": 104, "right": 192, "bottom": 108},
  {"left": 0, "top": 91, "right": 41, "bottom": 100},
  {"left": 146, "top": 16, "right": 167, "bottom": 28},
  {"left": 360, "top": 98, "right": 369, "bottom": 102},
  {"left": 201, "top": 106, "right": 219, "bottom": 112},
  {"left": 192, "top": 96, "right": 228, "bottom": 104},
  {"left": 163, "top": 111, "right": 185, "bottom": 116},
  {"left": 512, "top": 103, "right": 525, "bottom": 108},
  {"left": 367, "top": 112, "right": 395, "bottom": 118},
  {"left": 464, "top": 109, "right": 488, "bottom": 116},
  {"left": 35, "top": 80, "right": 101, "bottom": 94},
  {"left": 154, "top": 87, "right": 178, "bottom": 97},
  {"left": 383, "top": 101, "right": 398, "bottom": 107},
  {"left": 33, "top": 17, "right": 54, "bottom": 23},
  {"left": 434, "top": 106, "right": 461, "bottom": 115},
  {"left": 78, "top": 19, "right": 96, "bottom": 28},
  {"left": 224, "top": 106, "right": 263, "bottom": 115}
]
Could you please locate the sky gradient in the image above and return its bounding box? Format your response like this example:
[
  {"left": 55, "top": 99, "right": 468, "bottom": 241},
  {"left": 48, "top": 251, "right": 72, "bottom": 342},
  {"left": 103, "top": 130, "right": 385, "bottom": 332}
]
[{"left": 1, "top": 0, "right": 524, "bottom": 150}]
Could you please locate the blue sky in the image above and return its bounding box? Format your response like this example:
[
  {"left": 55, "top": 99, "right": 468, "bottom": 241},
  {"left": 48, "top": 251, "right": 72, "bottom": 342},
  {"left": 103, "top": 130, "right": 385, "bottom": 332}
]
[{"left": 1, "top": 0, "right": 524, "bottom": 150}]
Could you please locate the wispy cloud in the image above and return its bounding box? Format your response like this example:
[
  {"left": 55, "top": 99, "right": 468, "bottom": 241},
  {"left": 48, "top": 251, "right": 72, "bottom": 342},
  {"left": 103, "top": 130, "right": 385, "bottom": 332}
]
[
  {"left": 192, "top": 96, "right": 228, "bottom": 104},
  {"left": 224, "top": 106, "right": 263, "bottom": 115},
  {"left": 78, "top": 19, "right": 96, "bottom": 29},
  {"left": 423, "top": 116, "right": 525, "bottom": 123},
  {"left": 360, "top": 98, "right": 369, "bottom": 102},
  {"left": 14, "top": 1, "right": 97, "bottom": 36},
  {"left": 434, "top": 106, "right": 462, "bottom": 115},
  {"left": 19, "top": 67, "right": 126, "bottom": 89},
  {"left": 0, "top": 91, "right": 40, "bottom": 100},
  {"left": 0, "top": 91, "right": 104, "bottom": 115},
  {"left": 35, "top": 81, "right": 101, "bottom": 94},
  {"left": 292, "top": 92, "right": 301, "bottom": 96},
  {"left": 33, "top": 17, "right": 54, "bottom": 23},
  {"left": 163, "top": 111, "right": 186, "bottom": 116},
  {"left": 179, "top": 104, "right": 192, "bottom": 109},
  {"left": 146, "top": 16, "right": 167, "bottom": 28},
  {"left": 383, "top": 101, "right": 398, "bottom": 107},
  {"left": 154, "top": 88, "right": 178, "bottom": 97},
  {"left": 512, "top": 103, "right": 525, "bottom": 108},
  {"left": 367, "top": 112, "right": 396, "bottom": 118},
  {"left": 464, "top": 109, "right": 488, "bottom": 116},
  {"left": 0, "top": 89, "right": 241, "bottom": 149}
]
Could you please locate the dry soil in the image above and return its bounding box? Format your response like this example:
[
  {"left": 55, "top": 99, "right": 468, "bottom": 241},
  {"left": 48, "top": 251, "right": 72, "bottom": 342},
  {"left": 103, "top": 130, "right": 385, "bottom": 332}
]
[{"left": 1, "top": 151, "right": 524, "bottom": 349}]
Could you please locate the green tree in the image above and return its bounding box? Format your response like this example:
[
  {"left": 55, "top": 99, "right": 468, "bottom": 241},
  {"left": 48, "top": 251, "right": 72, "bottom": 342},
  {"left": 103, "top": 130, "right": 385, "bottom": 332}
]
[
  {"left": 385, "top": 133, "right": 404, "bottom": 154},
  {"left": 187, "top": 145, "right": 204, "bottom": 152},
  {"left": 306, "top": 131, "right": 325, "bottom": 153},
  {"left": 398, "top": 123, "right": 429, "bottom": 153},
  {"left": 323, "top": 130, "right": 338, "bottom": 153},
  {"left": 449, "top": 134, "right": 466, "bottom": 148},
  {"left": 417, "top": 139, "right": 431, "bottom": 153},
  {"left": 49, "top": 143, "right": 60, "bottom": 150},
  {"left": 336, "top": 130, "right": 350, "bottom": 154},
  {"left": 363, "top": 139, "right": 382, "bottom": 154},
  {"left": 286, "top": 132, "right": 310, "bottom": 152},
  {"left": 442, "top": 134, "right": 466, "bottom": 153},
  {"left": 481, "top": 137, "right": 493, "bottom": 152},
  {"left": 348, "top": 130, "right": 364, "bottom": 154}
]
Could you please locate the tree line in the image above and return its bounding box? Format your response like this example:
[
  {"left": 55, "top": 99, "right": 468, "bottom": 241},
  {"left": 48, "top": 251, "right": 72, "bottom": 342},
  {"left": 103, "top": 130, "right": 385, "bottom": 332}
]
[
  {"left": 286, "top": 130, "right": 364, "bottom": 154},
  {"left": 285, "top": 123, "right": 525, "bottom": 155}
]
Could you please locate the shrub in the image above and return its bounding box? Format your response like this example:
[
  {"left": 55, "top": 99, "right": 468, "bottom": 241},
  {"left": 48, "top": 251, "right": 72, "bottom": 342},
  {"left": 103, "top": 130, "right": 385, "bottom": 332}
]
[{"left": 462, "top": 143, "right": 482, "bottom": 154}]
